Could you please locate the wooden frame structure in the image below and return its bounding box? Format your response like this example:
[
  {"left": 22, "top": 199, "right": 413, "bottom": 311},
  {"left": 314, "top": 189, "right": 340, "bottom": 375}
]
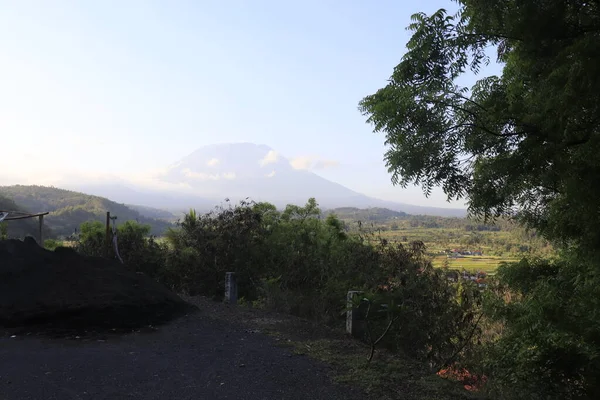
[{"left": 0, "top": 210, "right": 50, "bottom": 244}]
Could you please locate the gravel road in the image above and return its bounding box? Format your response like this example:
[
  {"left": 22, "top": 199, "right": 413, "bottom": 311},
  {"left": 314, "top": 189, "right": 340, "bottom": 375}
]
[{"left": 0, "top": 312, "right": 363, "bottom": 400}]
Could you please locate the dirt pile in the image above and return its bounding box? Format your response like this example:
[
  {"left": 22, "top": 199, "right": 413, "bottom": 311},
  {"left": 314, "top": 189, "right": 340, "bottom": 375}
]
[{"left": 0, "top": 237, "right": 194, "bottom": 333}]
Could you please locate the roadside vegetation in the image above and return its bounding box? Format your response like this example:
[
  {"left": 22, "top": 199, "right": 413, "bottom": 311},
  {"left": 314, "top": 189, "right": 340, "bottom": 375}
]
[{"left": 38, "top": 197, "right": 483, "bottom": 399}]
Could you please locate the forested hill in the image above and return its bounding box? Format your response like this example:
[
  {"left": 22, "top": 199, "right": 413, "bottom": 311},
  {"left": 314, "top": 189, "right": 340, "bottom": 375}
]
[
  {"left": 324, "top": 207, "right": 408, "bottom": 221},
  {"left": 0, "top": 185, "right": 172, "bottom": 237},
  {"left": 0, "top": 194, "right": 53, "bottom": 239},
  {"left": 324, "top": 206, "right": 516, "bottom": 231},
  {"left": 125, "top": 204, "right": 178, "bottom": 221}
]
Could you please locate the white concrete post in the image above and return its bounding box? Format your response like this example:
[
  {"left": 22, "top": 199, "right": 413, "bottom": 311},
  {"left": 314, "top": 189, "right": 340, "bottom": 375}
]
[
  {"left": 224, "top": 272, "right": 238, "bottom": 304},
  {"left": 346, "top": 290, "right": 365, "bottom": 337}
]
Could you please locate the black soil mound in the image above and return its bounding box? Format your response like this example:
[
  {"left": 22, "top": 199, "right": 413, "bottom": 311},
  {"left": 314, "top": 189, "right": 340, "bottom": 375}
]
[{"left": 0, "top": 237, "right": 195, "bottom": 335}]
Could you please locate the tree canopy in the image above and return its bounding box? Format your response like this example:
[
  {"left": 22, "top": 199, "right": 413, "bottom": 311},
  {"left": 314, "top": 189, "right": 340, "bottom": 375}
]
[
  {"left": 360, "top": 1, "right": 600, "bottom": 398},
  {"left": 359, "top": 0, "right": 600, "bottom": 250}
]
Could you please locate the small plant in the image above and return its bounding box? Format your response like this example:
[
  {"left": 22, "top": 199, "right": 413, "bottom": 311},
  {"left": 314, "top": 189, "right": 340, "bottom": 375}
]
[
  {"left": 0, "top": 222, "right": 7, "bottom": 240},
  {"left": 44, "top": 239, "right": 64, "bottom": 251}
]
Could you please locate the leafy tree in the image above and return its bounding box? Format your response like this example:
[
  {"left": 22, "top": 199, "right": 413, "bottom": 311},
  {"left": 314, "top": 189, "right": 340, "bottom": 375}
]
[
  {"left": 360, "top": 1, "right": 600, "bottom": 398},
  {"left": 115, "top": 220, "right": 165, "bottom": 277},
  {"left": 359, "top": 1, "right": 600, "bottom": 246},
  {"left": 164, "top": 200, "right": 267, "bottom": 298},
  {"left": 74, "top": 219, "right": 166, "bottom": 277},
  {"left": 281, "top": 197, "right": 321, "bottom": 221},
  {"left": 76, "top": 220, "right": 106, "bottom": 257}
]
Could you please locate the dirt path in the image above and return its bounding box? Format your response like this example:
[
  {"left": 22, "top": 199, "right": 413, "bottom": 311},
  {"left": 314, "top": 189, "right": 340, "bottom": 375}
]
[{"left": 0, "top": 308, "right": 364, "bottom": 400}]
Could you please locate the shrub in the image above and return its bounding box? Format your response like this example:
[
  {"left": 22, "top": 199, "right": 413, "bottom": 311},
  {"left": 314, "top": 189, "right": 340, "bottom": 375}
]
[
  {"left": 479, "top": 256, "right": 600, "bottom": 399},
  {"left": 43, "top": 238, "right": 64, "bottom": 251}
]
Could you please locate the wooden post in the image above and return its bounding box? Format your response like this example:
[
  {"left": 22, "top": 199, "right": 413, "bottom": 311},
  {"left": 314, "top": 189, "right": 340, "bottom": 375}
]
[
  {"left": 224, "top": 272, "right": 238, "bottom": 304},
  {"left": 346, "top": 290, "right": 367, "bottom": 339},
  {"left": 38, "top": 214, "right": 44, "bottom": 245},
  {"left": 105, "top": 211, "right": 111, "bottom": 258}
]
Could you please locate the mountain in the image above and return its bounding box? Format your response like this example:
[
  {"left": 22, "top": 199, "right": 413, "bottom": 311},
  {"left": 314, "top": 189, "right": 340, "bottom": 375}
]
[
  {"left": 0, "top": 185, "right": 173, "bottom": 237},
  {"left": 158, "top": 143, "right": 376, "bottom": 207},
  {"left": 65, "top": 143, "right": 467, "bottom": 217}
]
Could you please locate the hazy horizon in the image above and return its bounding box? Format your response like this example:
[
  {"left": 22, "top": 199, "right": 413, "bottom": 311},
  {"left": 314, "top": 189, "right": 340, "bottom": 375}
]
[{"left": 0, "top": 1, "right": 501, "bottom": 209}]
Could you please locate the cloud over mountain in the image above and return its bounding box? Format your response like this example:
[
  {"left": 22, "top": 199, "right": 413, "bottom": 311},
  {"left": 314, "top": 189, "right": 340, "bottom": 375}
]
[
  {"left": 290, "top": 156, "right": 339, "bottom": 171},
  {"left": 259, "top": 150, "right": 279, "bottom": 167}
]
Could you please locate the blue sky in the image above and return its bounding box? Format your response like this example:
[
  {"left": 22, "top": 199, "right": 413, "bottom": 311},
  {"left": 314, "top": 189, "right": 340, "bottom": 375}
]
[{"left": 0, "top": 0, "right": 499, "bottom": 208}]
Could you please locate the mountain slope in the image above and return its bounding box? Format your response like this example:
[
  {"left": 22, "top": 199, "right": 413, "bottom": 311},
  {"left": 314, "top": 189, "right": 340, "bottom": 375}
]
[
  {"left": 0, "top": 194, "right": 53, "bottom": 239},
  {"left": 63, "top": 182, "right": 219, "bottom": 214},
  {"left": 126, "top": 204, "right": 178, "bottom": 221},
  {"left": 0, "top": 185, "right": 173, "bottom": 237}
]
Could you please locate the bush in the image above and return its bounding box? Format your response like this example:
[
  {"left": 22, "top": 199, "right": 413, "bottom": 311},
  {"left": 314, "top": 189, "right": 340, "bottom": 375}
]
[
  {"left": 75, "top": 221, "right": 106, "bottom": 257},
  {"left": 73, "top": 220, "right": 167, "bottom": 278},
  {"left": 358, "top": 241, "right": 483, "bottom": 369},
  {"left": 0, "top": 222, "right": 7, "bottom": 240},
  {"left": 479, "top": 256, "right": 600, "bottom": 399},
  {"left": 43, "top": 238, "right": 64, "bottom": 251}
]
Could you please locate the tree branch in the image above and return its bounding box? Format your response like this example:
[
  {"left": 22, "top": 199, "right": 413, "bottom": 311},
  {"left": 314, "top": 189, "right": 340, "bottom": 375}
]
[
  {"left": 429, "top": 99, "right": 534, "bottom": 139},
  {"left": 440, "top": 313, "right": 484, "bottom": 368},
  {"left": 365, "top": 300, "right": 401, "bottom": 363}
]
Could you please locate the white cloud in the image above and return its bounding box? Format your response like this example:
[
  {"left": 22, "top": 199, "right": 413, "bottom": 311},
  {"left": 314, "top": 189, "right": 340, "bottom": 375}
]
[
  {"left": 181, "top": 168, "right": 235, "bottom": 181},
  {"left": 167, "top": 160, "right": 183, "bottom": 170},
  {"left": 289, "top": 156, "right": 312, "bottom": 170},
  {"left": 206, "top": 158, "right": 220, "bottom": 167},
  {"left": 266, "top": 170, "right": 276, "bottom": 178},
  {"left": 289, "top": 156, "right": 339, "bottom": 171},
  {"left": 181, "top": 168, "right": 219, "bottom": 181},
  {"left": 313, "top": 159, "right": 339, "bottom": 169},
  {"left": 259, "top": 150, "right": 279, "bottom": 167}
]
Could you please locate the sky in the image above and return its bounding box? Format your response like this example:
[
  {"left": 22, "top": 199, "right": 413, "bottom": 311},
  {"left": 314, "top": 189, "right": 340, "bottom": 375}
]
[{"left": 0, "top": 0, "right": 501, "bottom": 208}]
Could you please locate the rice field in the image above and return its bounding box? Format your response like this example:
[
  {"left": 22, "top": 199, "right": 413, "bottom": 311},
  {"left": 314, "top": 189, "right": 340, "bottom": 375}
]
[
  {"left": 372, "top": 227, "right": 524, "bottom": 274},
  {"left": 430, "top": 255, "right": 519, "bottom": 274}
]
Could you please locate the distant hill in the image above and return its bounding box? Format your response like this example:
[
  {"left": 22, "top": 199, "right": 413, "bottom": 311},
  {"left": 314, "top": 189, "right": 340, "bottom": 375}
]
[
  {"left": 126, "top": 204, "right": 178, "bottom": 221},
  {"left": 0, "top": 185, "right": 173, "bottom": 237},
  {"left": 324, "top": 207, "right": 409, "bottom": 222},
  {"left": 322, "top": 206, "right": 517, "bottom": 233},
  {"left": 0, "top": 194, "right": 53, "bottom": 240}
]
